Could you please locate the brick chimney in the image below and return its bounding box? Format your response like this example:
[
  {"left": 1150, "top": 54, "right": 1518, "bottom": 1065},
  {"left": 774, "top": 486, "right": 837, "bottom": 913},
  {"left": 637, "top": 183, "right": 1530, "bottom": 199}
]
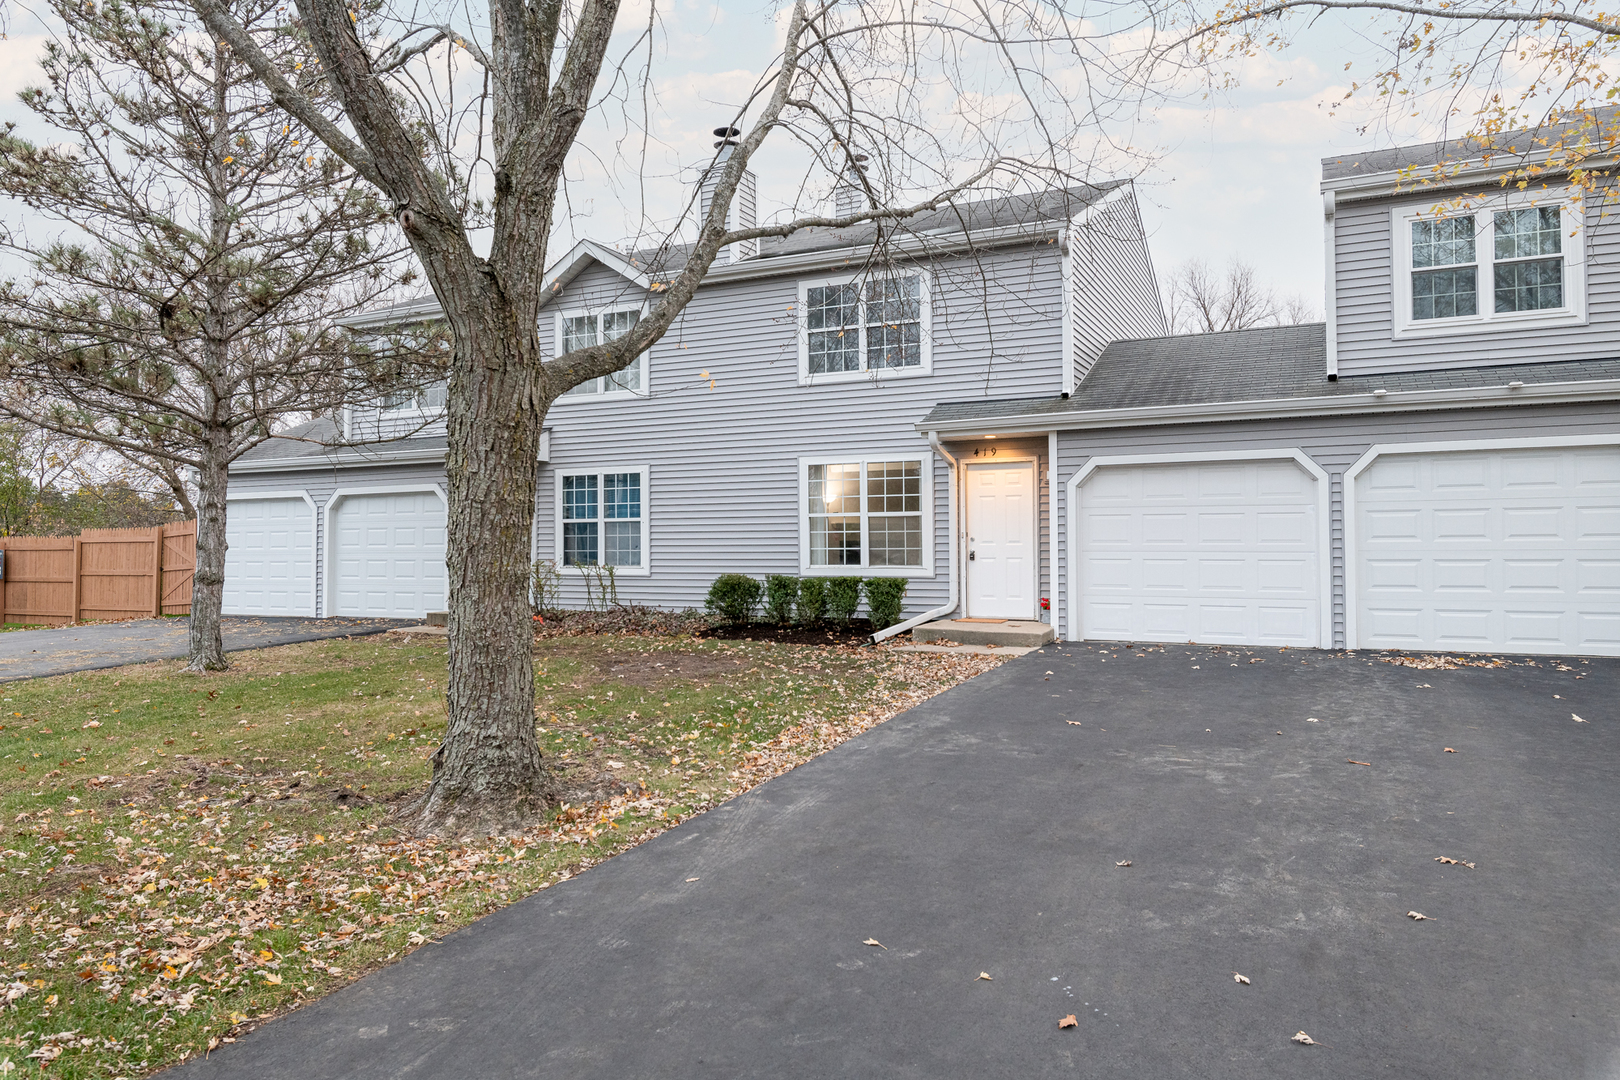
[{"left": 699, "top": 126, "right": 757, "bottom": 264}]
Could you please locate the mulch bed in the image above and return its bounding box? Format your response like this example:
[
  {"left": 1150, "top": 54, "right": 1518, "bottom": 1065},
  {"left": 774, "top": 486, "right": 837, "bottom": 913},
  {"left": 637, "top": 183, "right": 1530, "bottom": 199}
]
[{"left": 698, "top": 620, "right": 878, "bottom": 646}]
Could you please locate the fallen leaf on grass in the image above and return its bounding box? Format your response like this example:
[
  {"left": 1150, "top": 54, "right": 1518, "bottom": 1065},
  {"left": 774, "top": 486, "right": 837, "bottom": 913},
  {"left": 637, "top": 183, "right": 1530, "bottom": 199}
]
[
  {"left": 1406, "top": 911, "right": 1431, "bottom": 921},
  {"left": 1573, "top": 714, "right": 1588, "bottom": 723},
  {"left": 1116, "top": 860, "right": 1131, "bottom": 867},
  {"left": 260, "top": 973, "right": 282, "bottom": 985},
  {"left": 1434, "top": 857, "right": 1475, "bottom": 869},
  {"left": 1059, "top": 1015, "right": 1078, "bottom": 1029},
  {"left": 1347, "top": 760, "right": 1372, "bottom": 767},
  {"left": 977, "top": 972, "right": 992, "bottom": 981},
  {"left": 863, "top": 938, "right": 886, "bottom": 949},
  {"left": 1292, "top": 1031, "right": 1320, "bottom": 1046},
  {"left": 1234, "top": 973, "right": 1250, "bottom": 985}
]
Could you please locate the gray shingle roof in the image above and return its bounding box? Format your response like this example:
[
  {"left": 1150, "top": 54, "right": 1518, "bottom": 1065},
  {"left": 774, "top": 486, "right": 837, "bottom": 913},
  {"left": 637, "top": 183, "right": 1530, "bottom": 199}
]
[
  {"left": 234, "top": 417, "right": 448, "bottom": 467},
  {"left": 1322, "top": 109, "right": 1620, "bottom": 180},
  {"left": 919, "top": 323, "right": 1620, "bottom": 425}
]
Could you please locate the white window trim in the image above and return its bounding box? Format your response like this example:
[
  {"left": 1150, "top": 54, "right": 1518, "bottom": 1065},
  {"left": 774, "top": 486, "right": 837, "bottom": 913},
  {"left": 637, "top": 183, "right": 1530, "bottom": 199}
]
[
  {"left": 1391, "top": 189, "right": 1587, "bottom": 339},
  {"left": 225, "top": 490, "right": 319, "bottom": 618},
  {"left": 378, "top": 382, "right": 446, "bottom": 417},
  {"left": 797, "top": 453, "right": 935, "bottom": 577},
  {"left": 797, "top": 269, "right": 934, "bottom": 387},
  {"left": 551, "top": 303, "right": 650, "bottom": 403},
  {"left": 552, "top": 464, "right": 651, "bottom": 577}
]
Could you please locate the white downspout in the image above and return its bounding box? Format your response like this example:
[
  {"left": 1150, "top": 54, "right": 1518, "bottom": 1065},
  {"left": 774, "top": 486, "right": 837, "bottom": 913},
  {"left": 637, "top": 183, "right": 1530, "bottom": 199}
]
[{"left": 871, "top": 430, "right": 960, "bottom": 642}]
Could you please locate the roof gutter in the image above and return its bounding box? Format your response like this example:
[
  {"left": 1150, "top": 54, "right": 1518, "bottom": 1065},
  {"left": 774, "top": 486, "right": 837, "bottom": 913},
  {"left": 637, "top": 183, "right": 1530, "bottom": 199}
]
[
  {"left": 1322, "top": 152, "right": 1615, "bottom": 203},
  {"left": 915, "top": 378, "right": 1620, "bottom": 437},
  {"left": 872, "top": 431, "right": 960, "bottom": 643},
  {"left": 229, "top": 444, "right": 449, "bottom": 474}
]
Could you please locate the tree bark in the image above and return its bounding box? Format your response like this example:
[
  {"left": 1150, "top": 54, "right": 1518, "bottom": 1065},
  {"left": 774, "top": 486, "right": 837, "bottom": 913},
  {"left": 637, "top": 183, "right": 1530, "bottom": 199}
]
[
  {"left": 187, "top": 432, "right": 230, "bottom": 672},
  {"left": 408, "top": 292, "right": 552, "bottom": 835}
]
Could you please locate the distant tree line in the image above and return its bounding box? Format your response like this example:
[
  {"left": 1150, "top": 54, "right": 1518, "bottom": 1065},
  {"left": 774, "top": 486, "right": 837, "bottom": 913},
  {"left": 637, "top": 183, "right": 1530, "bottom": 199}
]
[{"left": 0, "top": 424, "right": 185, "bottom": 537}]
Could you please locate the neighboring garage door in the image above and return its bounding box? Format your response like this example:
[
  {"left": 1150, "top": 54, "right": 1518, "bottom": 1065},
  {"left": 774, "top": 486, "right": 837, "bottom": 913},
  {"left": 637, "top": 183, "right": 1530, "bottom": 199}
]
[
  {"left": 330, "top": 491, "right": 447, "bottom": 618},
  {"left": 1075, "top": 456, "right": 1324, "bottom": 646},
  {"left": 1352, "top": 444, "right": 1620, "bottom": 656},
  {"left": 223, "top": 496, "right": 315, "bottom": 616}
]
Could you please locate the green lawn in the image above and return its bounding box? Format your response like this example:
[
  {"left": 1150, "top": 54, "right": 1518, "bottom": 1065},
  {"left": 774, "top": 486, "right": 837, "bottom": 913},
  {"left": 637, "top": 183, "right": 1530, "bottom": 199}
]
[{"left": 0, "top": 632, "right": 1004, "bottom": 1076}]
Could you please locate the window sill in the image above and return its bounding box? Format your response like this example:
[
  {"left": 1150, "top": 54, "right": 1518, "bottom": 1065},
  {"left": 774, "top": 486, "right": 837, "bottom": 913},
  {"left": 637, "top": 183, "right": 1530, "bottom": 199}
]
[
  {"left": 797, "top": 565, "right": 935, "bottom": 578},
  {"left": 553, "top": 390, "right": 646, "bottom": 404},
  {"left": 559, "top": 565, "right": 650, "bottom": 577},
  {"left": 798, "top": 366, "right": 931, "bottom": 388},
  {"left": 1392, "top": 305, "right": 1587, "bottom": 340}
]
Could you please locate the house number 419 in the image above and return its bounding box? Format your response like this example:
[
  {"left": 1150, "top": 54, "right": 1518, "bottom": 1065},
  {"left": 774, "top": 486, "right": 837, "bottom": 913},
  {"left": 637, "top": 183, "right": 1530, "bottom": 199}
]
[{"left": 973, "top": 446, "right": 999, "bottom": 457}]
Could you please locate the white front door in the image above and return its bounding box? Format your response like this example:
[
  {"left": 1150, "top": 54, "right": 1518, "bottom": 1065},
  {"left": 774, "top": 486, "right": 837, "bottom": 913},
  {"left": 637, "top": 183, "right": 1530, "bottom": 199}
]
[
  {"left": 966, "top": 461, "right": 1036, "bottom": 619},
  {"left": 331, "top": 491, "right": 448, "bottom": 618},
  {"left": 1353, "top": 444, "right": 1620, "bottom": 655}
]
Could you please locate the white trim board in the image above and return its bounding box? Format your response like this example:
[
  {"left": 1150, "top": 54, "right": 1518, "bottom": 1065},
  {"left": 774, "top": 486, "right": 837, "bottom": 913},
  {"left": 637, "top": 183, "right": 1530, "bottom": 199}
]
[
  {"left": 224, "top": 489, "right": 319, "bottom": 618},
  {"left": 1065, "top": 448, "right": 1335, "bottom": 649},
  {"left": 1342, "top": 432, "right": 1620, "bottom": 654},
  {"left": 320, "top": 484, "right": 449, "bottom": 618}
]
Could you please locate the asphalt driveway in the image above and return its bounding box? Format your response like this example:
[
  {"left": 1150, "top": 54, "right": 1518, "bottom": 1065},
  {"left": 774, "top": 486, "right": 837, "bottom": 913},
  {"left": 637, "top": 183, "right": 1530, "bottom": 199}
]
[
  {"left": 173, "top": 643, "right": 1620, "bottom": 1079},
  {"left": 0, "top": 616, "right": 409, "bottom": 681}
]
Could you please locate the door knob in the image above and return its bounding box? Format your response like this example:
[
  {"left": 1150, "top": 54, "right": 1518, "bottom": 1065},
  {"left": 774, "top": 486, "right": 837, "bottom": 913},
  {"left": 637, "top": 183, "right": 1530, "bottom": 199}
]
[{"left": 968, "top": 551, "right": 976, "bottom": 561}]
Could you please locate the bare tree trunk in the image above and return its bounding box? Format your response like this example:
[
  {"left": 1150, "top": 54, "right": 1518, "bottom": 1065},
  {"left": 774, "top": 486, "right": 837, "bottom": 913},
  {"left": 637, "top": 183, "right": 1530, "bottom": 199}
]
[
  {"left": 409, "top": 298, "right": 550, "bottom": 834},
  {"left": 187, "top": 433, "right": 229, "bottom": 672}
]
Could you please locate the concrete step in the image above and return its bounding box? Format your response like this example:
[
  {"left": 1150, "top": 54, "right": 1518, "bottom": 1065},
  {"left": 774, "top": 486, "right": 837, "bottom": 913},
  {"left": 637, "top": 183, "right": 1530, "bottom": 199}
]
[{"left": 912, "top": 618, "right": 1055, "bottom": 648}]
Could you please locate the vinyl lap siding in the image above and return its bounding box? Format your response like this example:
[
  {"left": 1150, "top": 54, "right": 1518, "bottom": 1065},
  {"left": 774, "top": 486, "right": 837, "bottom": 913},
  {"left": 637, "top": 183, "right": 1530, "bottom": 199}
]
[
  {"left": 1070, "top": 190, "right": 1167, "bottom": 385},
  {"left": 538, "top": 246, "right": 1067, "bottom": 620},
  {"left": 1334, "top": 189, "right": 1620, "bottom": 376},
  {"left": 1055, "top": 401, "right": 1620, "bottom": 645}
]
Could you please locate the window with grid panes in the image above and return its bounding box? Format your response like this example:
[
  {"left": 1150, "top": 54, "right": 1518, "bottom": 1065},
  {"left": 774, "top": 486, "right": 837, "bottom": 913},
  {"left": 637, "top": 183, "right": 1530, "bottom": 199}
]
[
  {"left": 807, "top": 459, "right": 923, "bottom": 568},
  {"left": 560, "top": 309, "right": 644, "bottom": 396},
  {"left": 803, "top": 273, "right": 925, "bottom": 376},
  {"left": 561, "top": 471, "right": 643, "bottom": 568}
]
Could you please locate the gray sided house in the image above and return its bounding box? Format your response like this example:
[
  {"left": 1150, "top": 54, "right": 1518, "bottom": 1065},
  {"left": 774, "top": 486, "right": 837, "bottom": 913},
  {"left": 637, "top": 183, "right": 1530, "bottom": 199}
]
[
  {"left": 923, "top": 133, "right": 1620, "bottom": 657},
  {"left": 227, "top": 126, "right": 1620, "bottom": 658},
  {"left": 224, "top": 180, "right": 1165, "bottom": 629}
]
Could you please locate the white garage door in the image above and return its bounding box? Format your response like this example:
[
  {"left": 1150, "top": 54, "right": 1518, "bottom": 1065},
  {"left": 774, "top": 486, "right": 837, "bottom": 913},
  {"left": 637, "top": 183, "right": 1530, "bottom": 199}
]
[
  {"left": 1076, "top": 458, "right": 1323, "bottom": 646},
  {"left": 331, "top": 491, "right": 447, "bottom": 618},
  {"left": 223, "top": 496, "right": 315, "bottom": 616},
  {"left": 1353, "top": 445, "right": 1620, "bottom": 656}
]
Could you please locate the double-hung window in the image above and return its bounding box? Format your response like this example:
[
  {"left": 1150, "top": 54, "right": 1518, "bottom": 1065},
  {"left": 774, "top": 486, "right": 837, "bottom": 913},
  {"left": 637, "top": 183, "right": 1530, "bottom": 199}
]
[
  {"left": 556, "top": 467, "right": 649, "bottom": 574},
  {"left": 1395, "top": 194, "right": 1584, "bottom": 335},
  {"left": 799, "top": 271, "right": 931, "bottom": 384},
  {"left": 557, "top": 308, "right": 645, "bottom": 397},
  {"left": 381, "top": 380, "right": 448, "bottom": 413},
  {"left": 800, "top": 456, "right": 931, "bottom": 574}
]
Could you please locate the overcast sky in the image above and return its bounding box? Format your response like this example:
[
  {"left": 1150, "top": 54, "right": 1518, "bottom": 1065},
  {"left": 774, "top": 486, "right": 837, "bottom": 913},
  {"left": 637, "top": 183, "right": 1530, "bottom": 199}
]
[{"left": 0, "top": 0, "right": 1466, "bottom": 319}]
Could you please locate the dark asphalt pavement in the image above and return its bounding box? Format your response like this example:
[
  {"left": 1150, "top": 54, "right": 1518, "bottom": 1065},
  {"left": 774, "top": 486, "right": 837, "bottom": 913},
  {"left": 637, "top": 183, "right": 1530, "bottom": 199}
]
[
  {"left": 0, "top": 616, "right": 410, "bottom": 681},
  {"left": 171, "top": 643, "right": 1620, "bottom": 1079}
]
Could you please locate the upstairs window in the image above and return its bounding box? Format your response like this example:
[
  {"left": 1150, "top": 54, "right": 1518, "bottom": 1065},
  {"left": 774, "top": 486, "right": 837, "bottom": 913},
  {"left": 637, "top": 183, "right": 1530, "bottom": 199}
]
[
  {"left": 799, "top": 272, "right": 931, "bottom": 384},
  {"left": 1395, "top": 194, "right": 1584, "bottom": 337},
  {"left": 557, "top": 308, "right": 645, "bottom": 397},
  {"left": 800, "top": 455, "right": 931, "bottom": 574},
  {"left": 381, "top": 380, "right": 447, "bottom": 414}
]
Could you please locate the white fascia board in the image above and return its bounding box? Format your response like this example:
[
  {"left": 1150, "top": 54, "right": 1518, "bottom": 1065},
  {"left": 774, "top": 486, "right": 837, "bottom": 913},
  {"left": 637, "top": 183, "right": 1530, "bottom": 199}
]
[
  {"left": 1321, "top": 152, "right": 1615, "bottom": 203},
  {"left": 230, "top": 445, "right": 448, "bottom": 474},
  {"left": 338, "top": 297, "right": 447, "bottom": 331},
  {"left": 916, "top": 378, "right": 1620, "bottom": 437},
  {"left": 694, "top": 220, "right": 1064, "bottom": 285}
]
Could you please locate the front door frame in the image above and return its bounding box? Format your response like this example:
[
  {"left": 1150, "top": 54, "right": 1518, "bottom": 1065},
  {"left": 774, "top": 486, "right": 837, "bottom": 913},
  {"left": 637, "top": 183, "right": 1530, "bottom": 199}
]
[{"left": 964, "top": 454, "right": 1040, "bottom": 619}]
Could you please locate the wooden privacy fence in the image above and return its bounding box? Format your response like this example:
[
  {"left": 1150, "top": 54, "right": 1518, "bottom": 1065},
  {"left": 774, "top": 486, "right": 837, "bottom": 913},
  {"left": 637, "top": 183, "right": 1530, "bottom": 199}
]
[{"left": 0, "top": 520, "right": 196, "bottom": 626}]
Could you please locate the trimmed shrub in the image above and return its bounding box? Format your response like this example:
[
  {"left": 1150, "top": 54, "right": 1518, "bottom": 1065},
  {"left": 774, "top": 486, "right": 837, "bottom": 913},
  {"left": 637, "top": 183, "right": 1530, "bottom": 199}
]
[
  {"left": 864, "top": 577, "right": 908, "bottom": 631},
  {"left": 827, "top": 576, "right": 862, "bottom": 625},
  {"left": 705, "top": 573, "right": 762, "bottom": 624},
  {"left": 797, "top": 577, "right": 830, "bottom": 625},
  {"left": 764, "top": 575, "right": 800, "bottom": 625}
]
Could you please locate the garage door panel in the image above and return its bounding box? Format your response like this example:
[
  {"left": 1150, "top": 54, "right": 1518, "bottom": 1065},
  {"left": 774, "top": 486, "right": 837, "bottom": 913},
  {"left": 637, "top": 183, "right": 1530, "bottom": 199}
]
[
  {"left": 223, "top": 497, "right": 315, "bottom": 617},
  {"left": 1355, "top": 446, "right": 1620, "bottom": 656},
  {"left": 1078, "top": 458, "right": 1321, "bottom": 646},
  {"left": 332, "top": 491, "right": 447, "bottom": 619}
]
